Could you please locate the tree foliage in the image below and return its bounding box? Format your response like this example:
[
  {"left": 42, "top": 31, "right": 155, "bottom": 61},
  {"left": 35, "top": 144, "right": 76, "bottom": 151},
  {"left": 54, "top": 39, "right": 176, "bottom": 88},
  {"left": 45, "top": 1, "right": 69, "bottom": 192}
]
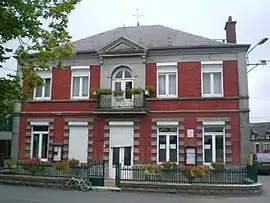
[{"left": 0, "top": 0, "right": 81, "bottom": 117}]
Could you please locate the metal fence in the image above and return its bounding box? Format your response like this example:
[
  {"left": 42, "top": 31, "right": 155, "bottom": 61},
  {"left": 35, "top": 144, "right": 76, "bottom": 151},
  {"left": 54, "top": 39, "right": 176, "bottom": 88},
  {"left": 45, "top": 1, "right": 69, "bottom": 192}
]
[
  {"left": 115, "top": 164, "right": 258, "bottom": 186},
  {"left": 0, "top": 161, "right": 105, "bottom": 186}
]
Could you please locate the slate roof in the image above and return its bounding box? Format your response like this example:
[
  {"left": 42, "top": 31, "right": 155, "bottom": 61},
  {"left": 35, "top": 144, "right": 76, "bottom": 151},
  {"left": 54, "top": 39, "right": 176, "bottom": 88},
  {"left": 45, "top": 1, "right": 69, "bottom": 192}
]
[
  {"left": 72, "top": 25, "right": 226, "bottom": 53},
  {"left": 250, "top": 122, "right": 270, "bottom": 139}
]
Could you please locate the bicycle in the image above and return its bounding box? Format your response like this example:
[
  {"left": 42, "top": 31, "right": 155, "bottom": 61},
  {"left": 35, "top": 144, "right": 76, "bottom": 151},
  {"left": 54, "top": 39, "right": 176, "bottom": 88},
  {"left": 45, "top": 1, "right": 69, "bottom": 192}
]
[{"left": 61, "top": 176, "right": 92, "bottom": 191}]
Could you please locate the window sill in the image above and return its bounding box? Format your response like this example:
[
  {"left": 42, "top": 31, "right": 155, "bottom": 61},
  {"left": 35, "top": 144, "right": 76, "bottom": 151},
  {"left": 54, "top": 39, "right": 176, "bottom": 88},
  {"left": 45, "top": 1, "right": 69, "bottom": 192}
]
[
  {"left": 33, "top": 97, "right": 51, "bottom": 101},
  {"left": 157, "top": 95, "right": 178, "bottom": 99},
  {"left": 202, "top": 94, "right": 223, "bottom": 98},
  {"left": 70, "top": 97, "right": 89, "bottom": 100}
]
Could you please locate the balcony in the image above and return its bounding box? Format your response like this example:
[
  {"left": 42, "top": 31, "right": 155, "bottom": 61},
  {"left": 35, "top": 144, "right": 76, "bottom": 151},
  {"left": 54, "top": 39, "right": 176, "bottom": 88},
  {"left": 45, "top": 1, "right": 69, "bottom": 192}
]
[{"left": 95, "top": 91, "right": 147, "bottom": 114}]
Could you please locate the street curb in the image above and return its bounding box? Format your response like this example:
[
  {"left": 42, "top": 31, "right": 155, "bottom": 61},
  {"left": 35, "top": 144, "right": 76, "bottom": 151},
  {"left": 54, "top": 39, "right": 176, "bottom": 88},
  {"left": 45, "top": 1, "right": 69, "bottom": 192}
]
[{"left": 92, "top": 186, "right": 122, "bottom": 192}]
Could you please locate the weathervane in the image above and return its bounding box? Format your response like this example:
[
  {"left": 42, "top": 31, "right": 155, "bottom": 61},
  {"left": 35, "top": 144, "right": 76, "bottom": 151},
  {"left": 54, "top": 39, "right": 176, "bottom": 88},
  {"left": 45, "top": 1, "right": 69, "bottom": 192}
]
[{"left": 133, "top": 8, "right": 143, "bottom": 26}]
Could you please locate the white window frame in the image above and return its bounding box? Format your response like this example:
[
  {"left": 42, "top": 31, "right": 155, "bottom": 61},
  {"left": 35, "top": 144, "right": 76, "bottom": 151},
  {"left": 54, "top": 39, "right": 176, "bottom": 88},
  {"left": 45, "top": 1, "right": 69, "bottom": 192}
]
[
  {"left": 201, "top": 61, "right": 223, "bottom": 97},
  {"left": 70, "top": 66, "right": 90, "bottom": 99},
  {"left": 33, "top": 70, "right": 52, "bottom": 100},
  {"left": 156, "top": 126, "right": 179, "bottom": 164},
  {"left": 202, "top": 122, "right": 226, "bottom": 166},
  {"left": 30, "top": 123, "right": 50, "bottom": 162},
  {"left": 157, "top": 62, "right": 178, "bottom": 98},
  {"left": 263, "top": 143, "right": 270, "bottom": 151}
]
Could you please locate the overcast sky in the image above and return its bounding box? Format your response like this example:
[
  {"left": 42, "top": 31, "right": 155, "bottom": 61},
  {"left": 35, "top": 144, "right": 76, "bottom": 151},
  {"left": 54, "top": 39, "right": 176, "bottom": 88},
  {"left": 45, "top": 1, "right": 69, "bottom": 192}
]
[{"left": 1, "top": 0, "right": 269, "bottom": 123}]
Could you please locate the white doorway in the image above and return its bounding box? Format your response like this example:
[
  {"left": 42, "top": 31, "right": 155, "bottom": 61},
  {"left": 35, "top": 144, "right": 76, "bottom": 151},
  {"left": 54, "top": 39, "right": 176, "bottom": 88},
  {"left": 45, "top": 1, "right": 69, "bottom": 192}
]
[
  {"left": 108, "top": 122, "right": 134, "bottom": 179},
  {"left": 68, "top": 122, "right": 88, "bottom": 163}
]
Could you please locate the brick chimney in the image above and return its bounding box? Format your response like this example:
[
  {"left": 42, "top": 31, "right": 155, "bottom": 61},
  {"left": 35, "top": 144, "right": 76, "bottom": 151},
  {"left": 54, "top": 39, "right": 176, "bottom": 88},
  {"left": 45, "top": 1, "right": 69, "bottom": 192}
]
[{"left": 224, "top": 16, "right": 237, "bottom": 43}]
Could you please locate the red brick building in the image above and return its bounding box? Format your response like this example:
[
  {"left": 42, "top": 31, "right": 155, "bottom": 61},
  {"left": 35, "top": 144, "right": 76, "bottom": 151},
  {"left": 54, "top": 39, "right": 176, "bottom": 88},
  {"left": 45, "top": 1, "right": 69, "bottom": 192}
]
[{"left": 12, "top": 16, "right": 251, "bottom": 179}]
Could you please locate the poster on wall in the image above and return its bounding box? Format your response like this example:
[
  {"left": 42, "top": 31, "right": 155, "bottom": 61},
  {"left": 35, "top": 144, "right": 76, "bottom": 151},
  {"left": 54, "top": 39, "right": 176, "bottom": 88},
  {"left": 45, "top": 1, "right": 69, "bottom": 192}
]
[{"left": 185, "top": 147, "right": 196, "bottom": 165}]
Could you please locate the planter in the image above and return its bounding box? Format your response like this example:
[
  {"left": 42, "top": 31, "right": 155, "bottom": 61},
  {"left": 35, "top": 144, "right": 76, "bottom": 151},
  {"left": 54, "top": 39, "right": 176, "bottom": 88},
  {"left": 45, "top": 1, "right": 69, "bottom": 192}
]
[{"left": 145, "top": 90, "right": 149, "bottom": 96}]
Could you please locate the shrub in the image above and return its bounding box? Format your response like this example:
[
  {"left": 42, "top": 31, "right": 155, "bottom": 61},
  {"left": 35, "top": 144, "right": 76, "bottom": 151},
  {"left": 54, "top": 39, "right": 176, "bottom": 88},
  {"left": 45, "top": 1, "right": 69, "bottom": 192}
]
[
  {"left": 211, "top": 162, "right": 225, "bottom": 170},
  {"left": 162, "top": 161, "right": 177, "bottom": 170},
  {"left": 144, "top": 165, "right": 161, "bottom": 173},
  {"left": 181, "top": 166, "right": 211, "bottom": 178},
  {"left": 4, "top": 159, "right": 17, "bottom": 169},
  {"left": 54, "top": 162, "right": 69, "bottom": 172},
  {"left": 22, "top": 158, "right": 44, "bottom": 173},
  {"left": 68, "top": 158, "right": 80, "bottom": 168},
  {"left": 113, "top": 90, "right": 123, "bottom": 97}
]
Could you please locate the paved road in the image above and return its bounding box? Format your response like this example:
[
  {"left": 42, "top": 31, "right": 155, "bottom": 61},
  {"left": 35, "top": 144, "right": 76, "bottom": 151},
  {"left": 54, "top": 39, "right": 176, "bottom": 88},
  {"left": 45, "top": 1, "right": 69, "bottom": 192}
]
[{"left": 0, "top": 176, "right": 269, "bottom": 203}]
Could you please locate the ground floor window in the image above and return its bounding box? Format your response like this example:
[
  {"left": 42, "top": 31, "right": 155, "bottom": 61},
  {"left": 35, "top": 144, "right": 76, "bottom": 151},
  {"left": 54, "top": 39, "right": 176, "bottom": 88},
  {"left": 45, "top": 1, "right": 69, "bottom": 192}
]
[
  {"left": 263, "top": 143, "right": 270, "bottom": 152},
  {"left": 203, "top": 126, "right": 225, "bottom": 164},
  {"left": 112, "top": 147, "right": 132, "bottom": 166},
  {"left": 157, "top": 127, "right": 178, "bottom": 163},
  {"left": 31, "top": 125, "right": 49, "bottom": 161}
]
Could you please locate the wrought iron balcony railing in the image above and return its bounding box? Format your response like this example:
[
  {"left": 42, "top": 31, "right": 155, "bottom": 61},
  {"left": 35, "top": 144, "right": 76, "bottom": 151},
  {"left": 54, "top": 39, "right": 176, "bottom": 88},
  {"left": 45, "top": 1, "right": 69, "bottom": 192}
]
[{"left": 96, "top": 91, "right": 146, "bottom": 111}]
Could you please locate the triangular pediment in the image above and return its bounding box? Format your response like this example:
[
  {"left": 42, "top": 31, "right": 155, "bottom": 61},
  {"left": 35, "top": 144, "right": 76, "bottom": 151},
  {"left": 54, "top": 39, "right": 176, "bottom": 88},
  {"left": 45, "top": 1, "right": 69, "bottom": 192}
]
[{"left": 98, "top": 36, "right": 147, "bottom": 55}]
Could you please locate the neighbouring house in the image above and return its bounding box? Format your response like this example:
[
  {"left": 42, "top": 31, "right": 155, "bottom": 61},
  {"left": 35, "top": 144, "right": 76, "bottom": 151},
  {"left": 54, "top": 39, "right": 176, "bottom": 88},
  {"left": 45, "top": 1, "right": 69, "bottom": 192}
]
[
  {"left": 11, "top": 16, "right": 251, "bottom": 179},
  {"left": 250, "top": 122, "right": 270, "bottom": 153}
]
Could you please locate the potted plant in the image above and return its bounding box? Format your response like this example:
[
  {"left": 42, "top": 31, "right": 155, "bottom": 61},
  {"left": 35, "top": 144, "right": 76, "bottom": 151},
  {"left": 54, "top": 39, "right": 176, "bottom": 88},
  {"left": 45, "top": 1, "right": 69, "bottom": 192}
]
[
  {"left": 54, "top": 161, "right": 69, "bottom": 177},
  {"left": 91, "top": 88, "right": 112, "bottom": 95},
  {"left": 113, "top": 90, "right": 123, "bottom": 97},
  {"left": 4, "top": 159, "right": 17, "bottom": 174},
  {"left": 68, "top": 158, "right": 80, "bottom": 176},
  {"left": 22, "top": 158, "right": 44, "bottom": 175},
  {"left": 145, "top": 86, "right": 154, "bottom": 96},
  {"left": 131, "top": 87, "right": 143, "bottom": 94}
]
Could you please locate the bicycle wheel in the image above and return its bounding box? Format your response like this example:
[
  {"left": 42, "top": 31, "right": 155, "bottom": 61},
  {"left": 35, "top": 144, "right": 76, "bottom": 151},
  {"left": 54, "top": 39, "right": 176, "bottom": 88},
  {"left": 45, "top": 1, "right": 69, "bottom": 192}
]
[
  {"left": 61, "top": 180, "right": 73, "bottom": 190},
  {"left": 80, "top": 180, "right": 92, "bottom": 192}
]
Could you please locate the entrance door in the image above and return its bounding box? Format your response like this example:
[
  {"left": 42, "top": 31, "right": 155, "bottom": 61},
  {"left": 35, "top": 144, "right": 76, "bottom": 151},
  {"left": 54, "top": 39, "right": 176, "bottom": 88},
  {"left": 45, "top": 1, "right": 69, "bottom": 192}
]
[
  {"left": 110, "top": 146, "right": 132, "bottom": 179},
  {"left": 203, "top": 126, "right": 225, "bottom": 165},
  {"left": 109, "top": 124, "right": 134, "bottom": 179}
]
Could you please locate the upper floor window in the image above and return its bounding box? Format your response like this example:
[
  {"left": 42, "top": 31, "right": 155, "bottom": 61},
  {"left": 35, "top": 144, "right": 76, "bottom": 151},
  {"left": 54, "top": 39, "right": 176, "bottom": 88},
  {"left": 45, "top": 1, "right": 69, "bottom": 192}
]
[
  {"left": 34, "top": 70, "right": 52, "bottom": 100},
  {"left": 157, "top": 63, "right": 177, "bottom": 98},
  {"left": 112, "top": 67, "right": 133, "bottom": 99},
  {"left": 266, "top": 133, "right": 270, "bottom": 140},
  {"left": 201, "top": 61, "right": 223, "bottom": 97},
  {"left": 71, "top": 67, "right": 90, "bottom": 99}
]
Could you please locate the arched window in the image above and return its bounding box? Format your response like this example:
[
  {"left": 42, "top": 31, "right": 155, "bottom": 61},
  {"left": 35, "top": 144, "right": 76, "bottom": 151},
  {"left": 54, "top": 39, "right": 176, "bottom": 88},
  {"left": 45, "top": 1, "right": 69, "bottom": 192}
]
[{"left": 112, "top": 67, "right": 133, "bottom": 99}]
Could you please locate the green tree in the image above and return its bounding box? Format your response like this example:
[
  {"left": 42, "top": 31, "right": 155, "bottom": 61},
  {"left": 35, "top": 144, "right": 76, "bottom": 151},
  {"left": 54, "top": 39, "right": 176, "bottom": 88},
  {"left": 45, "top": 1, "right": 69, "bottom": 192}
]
[{"left": 0, "top": 0, "right": 81, "bottom": 116}]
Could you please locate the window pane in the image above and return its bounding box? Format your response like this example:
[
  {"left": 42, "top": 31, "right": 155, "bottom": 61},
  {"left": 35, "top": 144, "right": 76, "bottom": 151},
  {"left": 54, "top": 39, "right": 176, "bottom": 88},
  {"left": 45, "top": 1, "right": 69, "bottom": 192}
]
[
  {"left": 35, "top": 86, "right": 42, "bottom": 97},
  {"left": 114, "top": 82, "right": 121, "bottom": 92},
  {"left": 124, "top": 70, "right": 132, "bottom": 78},
  {"left": 158, "top": 74, "right": 166, "bottom": 95},
  {"left": 33, "top": 126, "right": 48, "bottom": 132},
  {"left": 32, "top": 134, "right": 39, "bottom": 158},
  {"left": 44, "top": 78, "right": 51, "bottom": 97},
  {"left": 168, "top": 74, "right": 176, "bottom": 95},
  {"left": 204, "top": 126, "right": 223, "bottom": 133},
  {"left": 159, "top": 128, "right": 177, "bottom": 132},
  {"left": 216, "top": 135, "right": 224, "bottom": 163},
  {"left": 159, "top": 135, "right": 166, "bottom": 162},
  {"left": 124, "top": 147, "right": 131, "bottom": 166},
  {"left": 82, "top": 76, "right": 89, "bottom": 97},
  {"left": 41, "top": 134, "right": 48, "bottom": 159},
  {"left": 203, "top": 73, "right": 211, "bottom": 94},
  {"left": 112, "top": 147, "right": 120, "bottom": 165},
  {"left": 72, "top": 77, "right": 80, "bottom": 97},
  {"left": 213, "top": 73, "right": 222, "bottom": 94},
  {"left": 115, "top": 71, "right": 123, "bottom": 78},
  {"left": 169, "top": 135, "right": 177, "bottom": 162},
  {"left": 204, "top": 135, "right": 212, "bottom": 163},
  {"left": 125, "top": 81, "right": 132, "bottom": 99}
]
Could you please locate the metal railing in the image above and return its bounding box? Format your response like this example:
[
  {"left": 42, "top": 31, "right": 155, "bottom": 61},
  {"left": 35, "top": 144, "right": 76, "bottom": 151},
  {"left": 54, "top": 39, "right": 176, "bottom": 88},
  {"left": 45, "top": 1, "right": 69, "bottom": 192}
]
[
  {"left": 115, "top": 164, "right": 258, "bottom": 186},
  {"left": 96, "top": 91, "right": 146, "bottom": 110}
]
